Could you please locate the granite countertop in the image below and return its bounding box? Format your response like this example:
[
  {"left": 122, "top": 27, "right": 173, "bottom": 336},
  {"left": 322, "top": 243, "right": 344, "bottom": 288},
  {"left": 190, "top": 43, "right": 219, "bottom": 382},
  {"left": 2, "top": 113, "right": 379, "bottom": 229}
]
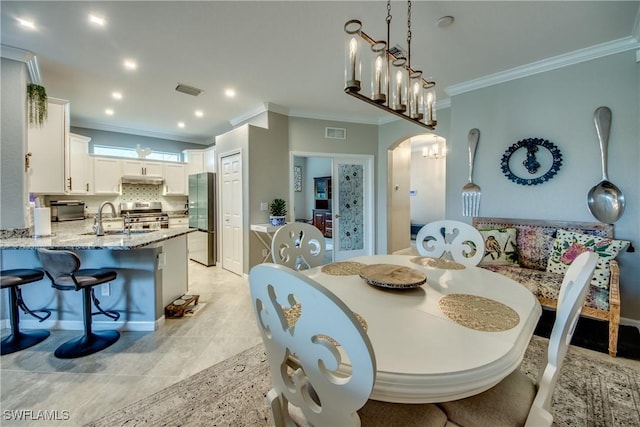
[{"left": 0, "top": 219, "right": 194, "bottom": 250}]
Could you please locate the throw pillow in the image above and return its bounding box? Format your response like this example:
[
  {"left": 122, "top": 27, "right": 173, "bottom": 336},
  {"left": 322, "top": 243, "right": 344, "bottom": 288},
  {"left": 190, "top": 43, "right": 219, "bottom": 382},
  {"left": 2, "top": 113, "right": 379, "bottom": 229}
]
[
  {"left": 478, "top": 228, "right": 520, "bottom": 266},
  {"left": 546, "top": 229, "right": 629, "bottom": 289}
]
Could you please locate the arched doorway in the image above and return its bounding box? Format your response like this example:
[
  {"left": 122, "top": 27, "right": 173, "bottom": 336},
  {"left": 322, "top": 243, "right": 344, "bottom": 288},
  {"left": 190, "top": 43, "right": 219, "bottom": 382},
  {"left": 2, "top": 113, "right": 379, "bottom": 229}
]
[{"left": 387, "top": 133, "right": 447, "bottom": 254}]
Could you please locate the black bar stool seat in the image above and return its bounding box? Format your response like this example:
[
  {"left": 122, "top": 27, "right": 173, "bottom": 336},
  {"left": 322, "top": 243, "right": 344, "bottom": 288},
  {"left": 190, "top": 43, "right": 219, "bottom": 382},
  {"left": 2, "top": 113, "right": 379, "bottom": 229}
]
[
  {"left": 1, "top": 269, "right": 50, "bottom": 355},
  {"left": 37, "top": 249, "right": 120, "bottom": 359}
]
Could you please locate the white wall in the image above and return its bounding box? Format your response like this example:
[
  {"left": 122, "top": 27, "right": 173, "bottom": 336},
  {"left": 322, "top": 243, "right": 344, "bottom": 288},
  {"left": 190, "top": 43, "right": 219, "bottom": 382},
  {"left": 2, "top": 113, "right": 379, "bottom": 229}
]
[{"left": 410, "top": 151, "right": 446, "bottom": 225}]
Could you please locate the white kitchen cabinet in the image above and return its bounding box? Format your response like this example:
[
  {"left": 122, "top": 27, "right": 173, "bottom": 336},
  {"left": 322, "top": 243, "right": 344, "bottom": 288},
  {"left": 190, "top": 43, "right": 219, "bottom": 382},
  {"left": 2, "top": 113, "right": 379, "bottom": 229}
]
[
  {"left": 122, "top": 160, "right": 163, "bottom": 177},
  {"left": 184, "top": 150, "right": 205, "bottom": 176},
  {"left": 205, "top": 147, "right": 216, "bottom": 173},
  {"left": 92, "top": 157, "right": 121, "bottom": 194},
  {"left": 164, "top": 163, "right": 187, "bottom": 195},
  {"left": 68, "top": 133, "right": 92, "bottom": 194},
  {"left": 27, "top": 98, "right": 69, "bottom": 194}
]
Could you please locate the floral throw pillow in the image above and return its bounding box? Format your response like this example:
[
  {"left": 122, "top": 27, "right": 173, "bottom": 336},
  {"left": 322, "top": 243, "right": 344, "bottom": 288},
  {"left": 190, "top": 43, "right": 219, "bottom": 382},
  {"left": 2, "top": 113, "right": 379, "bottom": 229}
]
[
  {"left": 478, "top": 228, "right": 520, "bottom": 266},
  {"left": 546, "top": 229, "right": 629, "bottom": 289}
]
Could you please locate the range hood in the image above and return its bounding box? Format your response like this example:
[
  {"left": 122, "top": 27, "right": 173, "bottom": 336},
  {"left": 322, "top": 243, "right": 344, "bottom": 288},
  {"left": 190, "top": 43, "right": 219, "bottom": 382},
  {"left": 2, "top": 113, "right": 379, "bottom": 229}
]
[{"left": 121, "top": 175, "right": 164, "bottom": 185}]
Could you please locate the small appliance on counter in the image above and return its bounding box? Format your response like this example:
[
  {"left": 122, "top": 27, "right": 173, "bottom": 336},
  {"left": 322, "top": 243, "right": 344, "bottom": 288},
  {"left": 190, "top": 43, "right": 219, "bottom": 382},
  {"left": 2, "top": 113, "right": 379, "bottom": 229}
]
[{"left": 50, "top": 200, "right": 85, "bottom": 222}]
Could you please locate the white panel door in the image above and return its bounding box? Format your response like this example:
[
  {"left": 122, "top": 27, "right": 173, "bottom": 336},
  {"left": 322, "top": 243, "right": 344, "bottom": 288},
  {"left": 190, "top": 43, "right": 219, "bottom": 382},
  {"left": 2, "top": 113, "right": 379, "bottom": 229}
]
[
  {"left": 332, "top": 156, "right": 374, "bottom": 261},
  {"left": 221, "top": 152, "right": 243, "bottom": 276}
]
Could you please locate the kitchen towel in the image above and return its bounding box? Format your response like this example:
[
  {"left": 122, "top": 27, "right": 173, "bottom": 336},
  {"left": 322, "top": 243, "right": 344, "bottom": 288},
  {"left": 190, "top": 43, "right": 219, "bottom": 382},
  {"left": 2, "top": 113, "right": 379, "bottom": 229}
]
[{"left": 34, "top": 207, "right": 52, "bottom": 236}]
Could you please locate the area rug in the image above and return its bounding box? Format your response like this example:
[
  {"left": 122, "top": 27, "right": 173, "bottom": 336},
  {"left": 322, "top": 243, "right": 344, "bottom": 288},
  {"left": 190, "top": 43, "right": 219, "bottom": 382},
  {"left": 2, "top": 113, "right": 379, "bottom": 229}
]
[{"left": 85, "top": 336, "right": 640, "bottom": 427}]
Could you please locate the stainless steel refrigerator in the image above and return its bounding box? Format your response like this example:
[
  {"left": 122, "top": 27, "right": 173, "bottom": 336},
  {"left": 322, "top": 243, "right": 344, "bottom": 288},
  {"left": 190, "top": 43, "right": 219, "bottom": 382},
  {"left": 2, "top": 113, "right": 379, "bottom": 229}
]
[{"left": 188, "top": 172, "right": 216, "bottom": 266}]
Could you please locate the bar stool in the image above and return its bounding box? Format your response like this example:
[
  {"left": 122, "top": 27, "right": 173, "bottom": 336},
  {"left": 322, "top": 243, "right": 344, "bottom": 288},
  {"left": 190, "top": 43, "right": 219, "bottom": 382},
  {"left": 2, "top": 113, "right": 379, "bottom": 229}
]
[
  {"left": 1, "top": 269, "right": 51, "bottom": 355},
  {"left": 37, "top": 249, "right": 120, "bottom": 359}
]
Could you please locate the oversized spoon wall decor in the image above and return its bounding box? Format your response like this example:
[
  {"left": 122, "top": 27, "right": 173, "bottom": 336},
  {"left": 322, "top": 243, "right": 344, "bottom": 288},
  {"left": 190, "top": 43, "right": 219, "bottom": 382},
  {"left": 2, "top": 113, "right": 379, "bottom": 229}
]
[{"left": 587, "top": 106, "right": 625, "bottom": 224}]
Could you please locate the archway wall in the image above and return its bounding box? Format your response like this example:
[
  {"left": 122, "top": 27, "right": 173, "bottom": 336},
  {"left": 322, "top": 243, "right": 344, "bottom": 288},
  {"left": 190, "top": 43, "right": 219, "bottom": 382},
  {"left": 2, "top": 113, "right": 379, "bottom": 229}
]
[{"left": 377, "top": 109, "right": 452, "bottom": 254}]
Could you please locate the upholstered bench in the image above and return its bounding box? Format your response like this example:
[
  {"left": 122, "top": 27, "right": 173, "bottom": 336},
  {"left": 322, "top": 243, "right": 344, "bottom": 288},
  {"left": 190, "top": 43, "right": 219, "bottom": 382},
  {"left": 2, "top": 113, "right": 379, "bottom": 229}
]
[{"left": 473, "top": 217, "right": 628, "bottom": 357}]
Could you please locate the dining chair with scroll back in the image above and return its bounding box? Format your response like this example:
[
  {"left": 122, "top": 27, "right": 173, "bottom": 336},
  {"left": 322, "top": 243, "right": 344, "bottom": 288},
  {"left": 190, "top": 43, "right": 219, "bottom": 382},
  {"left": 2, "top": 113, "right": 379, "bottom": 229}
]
[
  {"left": 37, "top": 248, "right": 120, "bottom": 358},
  {"left": 437, "top": 251, "right": 599, "bottom": 427},
  {"left": 271, "top": 222, "right": 326, "bottom": 270},
  {"left": 249, "top": 263, "right": 453, "bottom": 427},
  {"left": 415, "top": 220, "right": 485, "bottom": 267}
]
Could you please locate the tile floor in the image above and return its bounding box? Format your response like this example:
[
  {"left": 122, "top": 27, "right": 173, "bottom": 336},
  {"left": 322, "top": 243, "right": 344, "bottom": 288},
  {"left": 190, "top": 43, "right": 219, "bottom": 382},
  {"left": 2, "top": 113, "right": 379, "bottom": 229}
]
[{"left": 0, "top": 261, "right": 262, "bottom": 426}]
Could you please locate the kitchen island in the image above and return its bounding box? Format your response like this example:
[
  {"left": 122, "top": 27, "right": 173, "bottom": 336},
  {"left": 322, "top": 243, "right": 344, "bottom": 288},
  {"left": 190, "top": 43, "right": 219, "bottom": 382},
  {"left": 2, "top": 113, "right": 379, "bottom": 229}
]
[{"left": 0, "top": 220, "right": 194, "bottom": 332}]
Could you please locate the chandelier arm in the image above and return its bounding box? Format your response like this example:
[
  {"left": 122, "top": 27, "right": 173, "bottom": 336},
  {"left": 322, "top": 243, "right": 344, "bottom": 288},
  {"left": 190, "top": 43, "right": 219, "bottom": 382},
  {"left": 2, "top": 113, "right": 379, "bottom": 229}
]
[
  {"left": 407, "top": 0, "right": 412, "bottom": 68},
  {"left": 344, "top": 90, "right": 435, "bottom": 130}
]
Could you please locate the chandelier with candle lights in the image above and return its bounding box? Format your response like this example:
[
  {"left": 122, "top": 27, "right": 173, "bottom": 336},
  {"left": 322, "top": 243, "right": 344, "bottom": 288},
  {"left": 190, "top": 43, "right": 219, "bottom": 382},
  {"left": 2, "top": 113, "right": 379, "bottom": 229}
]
[{"left": 344, "top": 0, "right": 436, "bottom": 130}]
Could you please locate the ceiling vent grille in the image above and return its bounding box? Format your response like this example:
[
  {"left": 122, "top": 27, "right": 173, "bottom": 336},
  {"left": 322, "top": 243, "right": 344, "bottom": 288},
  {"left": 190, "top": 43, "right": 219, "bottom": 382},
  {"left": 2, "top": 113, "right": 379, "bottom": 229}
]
[
  {"left": 175, "top": 83, "right": 203, "bottom": 96},
  {"left": 325, "top": 127, "right": 346, "bottom": 140}
]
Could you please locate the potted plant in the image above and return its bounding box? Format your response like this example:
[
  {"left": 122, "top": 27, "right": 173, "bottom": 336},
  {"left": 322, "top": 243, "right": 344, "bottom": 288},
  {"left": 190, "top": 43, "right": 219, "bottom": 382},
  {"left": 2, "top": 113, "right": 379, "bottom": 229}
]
[
  {"left": 27, "top": 83, "right": 48, "bottom": 127},
  {"left": 269, "top": 198, "right": 287, "bottom": 226}
]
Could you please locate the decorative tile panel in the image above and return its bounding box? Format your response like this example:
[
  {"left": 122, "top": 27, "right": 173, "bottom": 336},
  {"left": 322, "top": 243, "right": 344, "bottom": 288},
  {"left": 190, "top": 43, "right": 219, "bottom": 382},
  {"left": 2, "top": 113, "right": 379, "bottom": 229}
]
[{"left": 338, "top": 164, "right": 364, "bottom": 251}]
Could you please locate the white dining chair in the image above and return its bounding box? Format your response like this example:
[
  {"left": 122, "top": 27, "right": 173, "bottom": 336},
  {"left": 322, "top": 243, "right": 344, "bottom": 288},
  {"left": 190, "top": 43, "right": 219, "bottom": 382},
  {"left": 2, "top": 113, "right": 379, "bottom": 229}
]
[
  {"left": 249, "top": 263, "right": 450, "bottom": 427},
  {"left": 271, "top": 222, "right": 326, "bottom": 270},
  {"left": 438, "top": 251, "right": 599, "bottom": 427},
  {"left": 415, "top": 220, "right": 485, "bottom": 266}
]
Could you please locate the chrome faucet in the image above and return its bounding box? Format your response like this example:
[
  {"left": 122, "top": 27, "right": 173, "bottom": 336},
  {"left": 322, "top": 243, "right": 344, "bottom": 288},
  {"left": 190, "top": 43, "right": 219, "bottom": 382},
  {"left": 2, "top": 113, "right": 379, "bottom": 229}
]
[{"left": 93, "top": 201, "right": 117, "bottom": 236}]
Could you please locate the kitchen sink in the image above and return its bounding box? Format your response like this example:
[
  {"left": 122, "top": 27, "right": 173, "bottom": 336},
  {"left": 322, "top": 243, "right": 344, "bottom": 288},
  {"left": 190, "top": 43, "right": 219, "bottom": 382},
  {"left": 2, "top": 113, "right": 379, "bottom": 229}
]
[{"left": 81, "top": 229, "right": 157, "bottom": 236}]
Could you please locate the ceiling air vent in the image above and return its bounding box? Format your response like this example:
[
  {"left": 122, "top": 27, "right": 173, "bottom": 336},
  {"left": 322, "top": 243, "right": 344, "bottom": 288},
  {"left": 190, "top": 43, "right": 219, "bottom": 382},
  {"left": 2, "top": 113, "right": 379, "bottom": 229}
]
[
  {"left": 325, "top": 127, "right": 346, "bottom": 140},
  {"left": 175, "top": 83, "right": 203, "bottom": 96}
]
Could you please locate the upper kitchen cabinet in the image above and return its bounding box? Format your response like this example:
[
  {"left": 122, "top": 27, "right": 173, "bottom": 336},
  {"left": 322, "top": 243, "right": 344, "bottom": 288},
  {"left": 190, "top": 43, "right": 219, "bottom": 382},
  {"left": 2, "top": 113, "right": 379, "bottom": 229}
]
[
  {"left": 92, "top": 157, "right": 121, "bottom": 194},
  {"left": 122, "top": 159, "right": 163, "bottom": 177},
  {"left": 184, "top": 149, "right": 205, "bottom": 176},
  {"left": 67, "top": 133, "right": 92, "bottom": 194},
  {"left": 205, "top": 147, "right": 216, "bottom": 173},
  {"left": 27, "top": 98, "right": 69, "bottom": 194},
  {"left": 164, "top": 163, "right": 187, "bottom": 195}
]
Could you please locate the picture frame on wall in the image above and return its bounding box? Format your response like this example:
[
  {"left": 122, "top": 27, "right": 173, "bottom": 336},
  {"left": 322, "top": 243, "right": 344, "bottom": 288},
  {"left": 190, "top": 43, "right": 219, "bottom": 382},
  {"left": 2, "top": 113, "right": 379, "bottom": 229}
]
[{"left": 294, "top": 165, "right": 302, "bottom": 192}]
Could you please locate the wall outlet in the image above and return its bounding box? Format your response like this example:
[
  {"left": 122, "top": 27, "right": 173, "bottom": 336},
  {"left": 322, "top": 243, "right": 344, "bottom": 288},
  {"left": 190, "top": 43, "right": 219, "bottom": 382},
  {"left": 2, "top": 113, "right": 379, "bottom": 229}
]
[
  {"left": 262, "top": 249, "right": 268, "bottom": 257},
  {"left": 260, "top": 202, "right": 268, "bottom": 211},
  {"left": 101, "top": 283, "right": 110, "bottom": 296}
]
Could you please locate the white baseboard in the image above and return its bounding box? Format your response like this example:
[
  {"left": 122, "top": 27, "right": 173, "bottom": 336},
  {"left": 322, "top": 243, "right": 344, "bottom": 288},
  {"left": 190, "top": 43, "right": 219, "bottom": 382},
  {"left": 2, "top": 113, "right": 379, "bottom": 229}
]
[{"left": 13, "top": 318, "right": 159, "bottom": 332}]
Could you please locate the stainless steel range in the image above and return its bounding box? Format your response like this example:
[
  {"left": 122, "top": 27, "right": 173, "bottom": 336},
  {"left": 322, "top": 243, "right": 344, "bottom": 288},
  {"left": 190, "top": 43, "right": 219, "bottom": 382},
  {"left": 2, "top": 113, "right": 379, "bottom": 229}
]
[{"left": 119, "top": 202, "right": 169, "bottom": 229}]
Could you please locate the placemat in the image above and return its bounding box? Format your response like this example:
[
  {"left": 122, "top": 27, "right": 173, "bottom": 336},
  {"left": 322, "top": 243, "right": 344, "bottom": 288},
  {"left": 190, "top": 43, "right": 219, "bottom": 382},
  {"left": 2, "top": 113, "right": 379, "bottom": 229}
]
[
  {"left": 359, "top": 264, "right": 427, "bottom": 289},
  {"left": 321, "top": 261, "right": 367, "bottom": 276},
  {"left": 438, "top": 294, "right": 520, "bottom": 332},
  {"left": 410, "top": 256, "right": 466, "bottom": 270}
]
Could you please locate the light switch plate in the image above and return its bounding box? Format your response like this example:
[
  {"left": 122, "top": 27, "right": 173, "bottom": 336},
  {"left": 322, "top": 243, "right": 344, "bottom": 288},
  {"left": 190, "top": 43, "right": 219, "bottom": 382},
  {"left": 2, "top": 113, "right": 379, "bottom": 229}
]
[{"left": 260, "top": 202, "right": 268, "bottom": 211}]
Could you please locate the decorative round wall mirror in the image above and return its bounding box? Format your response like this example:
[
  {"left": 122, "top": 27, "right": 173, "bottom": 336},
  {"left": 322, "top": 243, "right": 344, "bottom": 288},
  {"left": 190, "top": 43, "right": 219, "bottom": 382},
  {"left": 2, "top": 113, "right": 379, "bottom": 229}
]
[{"left": 500, "top": 138, "right": 563, "bottom": 186}]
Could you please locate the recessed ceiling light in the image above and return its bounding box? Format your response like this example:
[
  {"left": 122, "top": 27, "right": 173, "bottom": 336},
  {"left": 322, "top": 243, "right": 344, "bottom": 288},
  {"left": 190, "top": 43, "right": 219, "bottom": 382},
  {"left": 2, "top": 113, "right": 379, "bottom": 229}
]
[
  {"left": 88, "top": 14, "right": 106, "bottom": 27},
  {"left": 112, "top": 92, "right": 122, "bottom": 100},
  {"left": 17, "top": 18, "right": 36, "bottom": 30},
  {"left": 105, "top": 109, "right": 114, "bottom": 116},
  {"left": 194, "top": 110, "right": 204, "bottom": 118},
  {"left": 225, "top": 89, "right": 236, "bottom": 98},
  {"left": 178, "top": 122, "right": 185, "bottom": 128},
  {"left": 123, "top": 60, "right": 137, "bottom": 71}
]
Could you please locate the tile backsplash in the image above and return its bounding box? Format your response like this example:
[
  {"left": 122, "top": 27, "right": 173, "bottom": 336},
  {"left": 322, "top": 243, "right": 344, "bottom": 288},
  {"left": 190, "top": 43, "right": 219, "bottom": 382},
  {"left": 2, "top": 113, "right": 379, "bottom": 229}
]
[
  {"left": 121, "top": 184, "right": 161, "bottom": 202},
  {"left": 44, "top": 184, "right": 188, "bottom": 215}
]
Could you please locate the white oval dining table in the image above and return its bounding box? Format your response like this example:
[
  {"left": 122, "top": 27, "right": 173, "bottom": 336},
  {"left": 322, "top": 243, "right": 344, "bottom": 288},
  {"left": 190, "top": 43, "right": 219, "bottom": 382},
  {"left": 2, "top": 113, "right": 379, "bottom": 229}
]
[{"left": 302, "top": 254, "right": 542, "bottom": 404}]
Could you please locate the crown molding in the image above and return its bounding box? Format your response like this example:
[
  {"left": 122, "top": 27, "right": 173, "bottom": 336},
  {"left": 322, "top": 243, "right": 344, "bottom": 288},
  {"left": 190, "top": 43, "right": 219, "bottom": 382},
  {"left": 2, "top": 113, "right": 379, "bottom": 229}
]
[
  {"left": 0, "top": 45, "right": 41, "bottom": 84},
  {"left": 71, "top": 119, "right": 212, "bottom": 145},
  {"left": 446, "top": 36, "right": 640, "bottom": 97},
  {"left": 229, "top": 102, "right": 289, "bottom": 126}
]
